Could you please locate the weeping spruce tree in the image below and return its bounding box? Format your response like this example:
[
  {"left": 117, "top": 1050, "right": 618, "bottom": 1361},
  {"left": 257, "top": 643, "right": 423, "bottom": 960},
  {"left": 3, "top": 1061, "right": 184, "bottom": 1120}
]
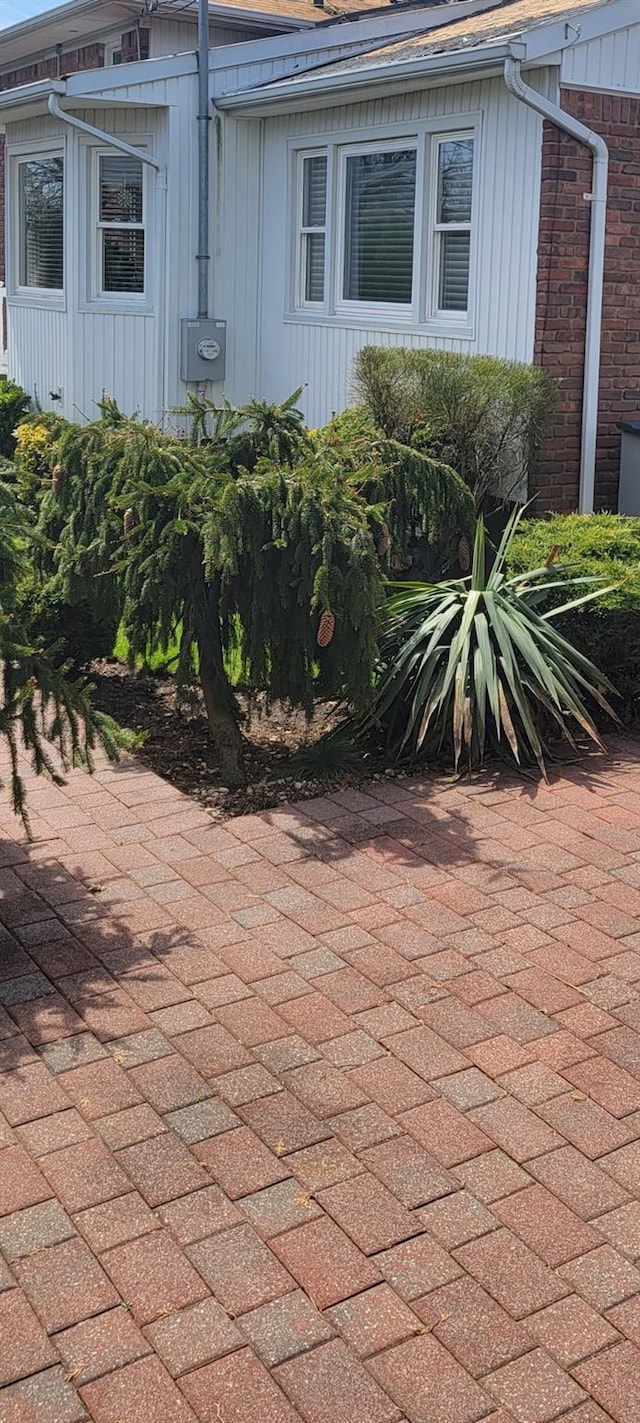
[{"left": 39, "top": 394, "right": 473, "bottom": 787}]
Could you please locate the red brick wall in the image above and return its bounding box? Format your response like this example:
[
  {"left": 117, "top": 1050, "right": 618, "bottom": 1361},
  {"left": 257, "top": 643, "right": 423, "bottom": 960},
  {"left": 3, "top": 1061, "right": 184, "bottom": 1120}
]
[
  {"left": 0, "top": 28, "right": 149, "bottom": 281},
  {"left": 533, "top": 90, "right": 640, "bottom": 513}
]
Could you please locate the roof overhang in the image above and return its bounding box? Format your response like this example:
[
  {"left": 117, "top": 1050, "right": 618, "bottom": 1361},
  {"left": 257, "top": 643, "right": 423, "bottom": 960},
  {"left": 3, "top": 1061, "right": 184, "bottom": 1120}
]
[
  {"left": 0, "top": 77, "right": 166, "bottom": 127},
  {"left": 215, "top": 36, "right": 527, "bottom": 111},
  {"left": 0, "top": 1, "right": 140, "bottom": 69}
]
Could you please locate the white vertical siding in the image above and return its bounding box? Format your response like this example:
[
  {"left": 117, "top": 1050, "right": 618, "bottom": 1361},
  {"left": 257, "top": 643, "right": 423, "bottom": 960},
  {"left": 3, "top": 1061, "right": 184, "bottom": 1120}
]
[
  {"left": 225, "top": 74, "right": 549, "bottom": 426},
  {"left": 149, "top": 18, "right": 272, "bottom": 58},
  {"left": 561, "top": 23, "right": 640, "bottom": 91}
]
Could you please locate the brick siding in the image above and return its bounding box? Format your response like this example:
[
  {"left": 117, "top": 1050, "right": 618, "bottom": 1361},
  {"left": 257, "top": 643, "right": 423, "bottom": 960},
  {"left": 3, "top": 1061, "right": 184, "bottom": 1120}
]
[
  {"left": 534, "top": 90, "right": 640, "bottom": 513},
  {"left": 0, "top": 28, "right": 149, "bottom": 281}
]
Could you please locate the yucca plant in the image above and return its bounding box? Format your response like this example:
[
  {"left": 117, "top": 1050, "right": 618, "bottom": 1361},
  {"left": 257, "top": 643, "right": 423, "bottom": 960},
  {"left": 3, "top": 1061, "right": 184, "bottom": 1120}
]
[{"left": 363, "top": 506, "right": 618, "bottom": 776}]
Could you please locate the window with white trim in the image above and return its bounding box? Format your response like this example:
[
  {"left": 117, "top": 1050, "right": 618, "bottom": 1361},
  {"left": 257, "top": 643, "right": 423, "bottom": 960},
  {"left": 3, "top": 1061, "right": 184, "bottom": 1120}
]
[
  {"left": 96, "top": 152, "right": 145, "bottom": 296},
  {"left": 433, "top": 135, "right": 474, "bottom": 314},
  {"left": 298, "top": 152, "right": 327, "bottom": 305},
  {"left": 17, "top": 154, "right": 64, "bottom": 292},
  {"left": 292, "top": 126, "right": 476, "bottom": 325}
]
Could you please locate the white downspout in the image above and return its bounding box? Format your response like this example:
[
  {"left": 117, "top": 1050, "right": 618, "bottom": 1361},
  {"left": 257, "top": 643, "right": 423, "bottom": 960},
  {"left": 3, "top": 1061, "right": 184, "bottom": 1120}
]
[
  {"left": 47, "top": 91, "right": 169, "bottom": 422},
  {"left": 504, "top": 55, "right": 608, "bottom": 515}
]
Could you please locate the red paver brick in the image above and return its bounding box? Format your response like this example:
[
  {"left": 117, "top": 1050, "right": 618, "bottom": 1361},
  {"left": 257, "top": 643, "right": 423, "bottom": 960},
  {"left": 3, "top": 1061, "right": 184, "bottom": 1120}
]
[
  {"left": 376, "top": 1232, "right": 463, "bottom": 1300},
  {"left": 128, "top": 1055, "right": 210, "bottom": 1112},
  {"left": 215, "top": 998, "right": 288, "bottom": 1046},
  {"left": 145, "top": 1296, "right": 241, "bottom": 1375},
  {"left": 76, "top": 990, "right": 150, "bottom": 1042},
  {"left": 506, "top": 967, "right": 582, "bottom": 1015},
  {"left": 281, "top": 1062, "right": 369, "bottom": 1119},
  {"left": 348, "top": 1056, "right": 435, "bottom": 1113},
  {"left": 594, "top": 1200, "right": 640, "bottom": 1259},
  {"left": 0, "top": 1145, "right": 51, "bottom": 1217},
  {"left": 55, "top": 1306, "right": 151, "bottom": 1384},
  {"left": 158, "top": 1185, "right": 241, "bottom": 1244},
  {"left": 400, "top": 1099, "right": 493, "bottom": 1167},
  {"left": 14, "top": 1235, "right": 118, "bottom": 1331},
  {"left": 195, "top": 1125, "right": 290, "bottom": 1198},
  {"left": 528, "top": 1145, "right": 631, "bottom": 1218},
  {"left": 74, "top": 1191, "right": 157, "bottom": 1251},
  {"left": 39, "top": 1138, "right": 130, "bottom": 1212},
  {"left": 498, "top": 1063, "right": 568, "bottom": 1107},
  {"left": 607, "top": 1294, "right": 640, "bottom": 1345},
  {"left": 116, "top": 1132, "right": 208, "bottom": 1205},
  {"left": 326, "top": 1102, "right": 402, "bottom": 1151},
  {"left": 80, "top": 1353, "right": 199, "bottom": 1422},
  {"left": 466, "top": 1035, "right": 538, "bottom": 1077},
  {"left": 0, "top": 1366, "right": 88, "bottom": 1422},
  {"left": 326, "top": 1283, "right": 421, "bottom": 1358},
  {"left": 317, "top": 1172, "right": 420, "bottom": 1254},
  {"left": 286, "top": 1138, "right": 361, "bottom": 1190},
  {"left": 419, "top": 1190, "right": 498, "bottom": 1248},
  {"left": 238, "top": 1178, "right": 322, "bottom": 1238},
  {"left": 216, "top": 1063, "right": 285, "bottom": 1105},
  {"left": 484, "top": 1348, "right": 585, "bottom": 1422},
  {"left": 455, "top": 1228, "right": 568, "bottom": 1319},
  {"left": 537, "top": 1093, "right": 637, "bottom": 1160},
  {"left": 454, "top": 1149, "right": 533, "bottom": 1204},
  {"left": 188, "top": 1224, "right": 293, "bottom": 1314},
  {"left": 240, "top": 1090, "right": 330, "bottom": 1149},
  {"left": 180, "top": 1347, "right": 301, "bottom": 1423},
  {"left": 435, "top": 1067, "right": 502, "bottom": 1111},
  {"left": 384, "top": 1025, "right": 468, "bottom": 1080},
  {"left": 271, "top": 1216, "right": 380, "bottom": 1309},
  {"left": 492, "top": 1184, "right": 603, "bottom": 1266},
  {"left": 8, "top": 993, "right": 86, "bottom": 1045},
  {"left": 102, "top": 1230, "right": 209, "bottom": 1324},
  {"left": 526, "top": 1295, "right": 621, "bottom": 1367},
  {"left": 0, "top": 1288, "right": 57, "bottom": 1385},
  {"left": 173, "top": 1023, "right": 253, "bottom": 1075},
  {"left": 362, "top": 1133, "right": 459, "bottom": 1207},
  {"left": 562, "top": 1056, "right": 640, "bottom": 1119},
  {"left": 0, "top": 1062, "right": 68, "bottom": 1125},
  {"left": 97, "top": 1103, "right": 166, "bottom": 1150},
  {"left": 275, "top": 1337, "right": 400, "bottom": 1423},
  {"left": 572, "top": 1340, "right": 640, "bottom": 1423},
  {"left": 415, "top": 1276, "right": 530, "bottom": 1376},
  {"left": 58, "top": 1057, "right": 143, "bottom": 1120},
  {"left": 277, "top": 992, "right": 353, "bottom": 1044},
  {"left": 368, "top": 1333, "right": 491, "bottom": 1423},
  {"left": 469, "top": 1099, "right": 564, "bottom": 1163},
  {"left": 17, "top": 1106, "right": 93, "bottom": 1157},
  {"left": 559, "top": 1244, "right": 640, "bottom": 1310},
  {"left": 240, "top": 1288, "right": 333, "bottom": 1366}
]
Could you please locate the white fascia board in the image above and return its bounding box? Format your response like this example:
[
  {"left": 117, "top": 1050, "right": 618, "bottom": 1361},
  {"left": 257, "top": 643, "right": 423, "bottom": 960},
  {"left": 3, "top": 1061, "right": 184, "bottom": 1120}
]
[
  {"left": 215, "top": 39, "right": 522, "bottom": 111},
  {"left": 64, "top": 52, "right": 195, "bottom": 95},
  {"left": 521, "top": 0, "right": 640, "bottom": 61},
  {"left": 0, "top": 78, "right": 66, "bottom": 115}
]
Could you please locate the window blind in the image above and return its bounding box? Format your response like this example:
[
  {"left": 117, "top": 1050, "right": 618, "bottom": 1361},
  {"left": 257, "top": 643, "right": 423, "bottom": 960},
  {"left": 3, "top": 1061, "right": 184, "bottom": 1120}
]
[
  {"left": 302, "top": 155, "right": 326, "bottom": 303},
  {"left": 436, "top": 138, "right": 473, "bottom": 313},
  {"left": 99, "top": 155, "right": 144, "bottom": 294},
  {"left": 343, "top": 149, "right": 416, "bottom": 305},
  {"left": 19, "top": 157, "right": 64, "bottom": 290}
]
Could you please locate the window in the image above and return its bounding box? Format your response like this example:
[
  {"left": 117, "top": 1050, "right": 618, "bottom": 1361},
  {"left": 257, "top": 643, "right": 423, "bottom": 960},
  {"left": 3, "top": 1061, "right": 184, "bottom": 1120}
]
[
  {"left": 105, "top": 41, "right": 123, "bottom": 65},
  {"left": 434, "top": 136, "right": 474, "bottom": 313},
  {"left": 342, "top": 146, "right": 416, "bottom": 307},
  {"left": 292, "top": 125, "right": 476, "bottom": 325},
  {"left": 97, "top": 153, "right": 145, "bottom": 295},
  {"left": 299, "top": 152, "right": 327, "bottom": 304},
  {"left": 18, "top": 155, "right": 64, "bottom": 291}
]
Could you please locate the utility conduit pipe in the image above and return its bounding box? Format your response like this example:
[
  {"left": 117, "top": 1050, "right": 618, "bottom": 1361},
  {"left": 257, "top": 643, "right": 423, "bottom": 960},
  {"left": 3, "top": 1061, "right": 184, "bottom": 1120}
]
[
  {"left": 503, "top": 54, "right": 608, "bottom": 514},
  {"left": 48, "top": 90, "right": 166, "bottom": 185}
]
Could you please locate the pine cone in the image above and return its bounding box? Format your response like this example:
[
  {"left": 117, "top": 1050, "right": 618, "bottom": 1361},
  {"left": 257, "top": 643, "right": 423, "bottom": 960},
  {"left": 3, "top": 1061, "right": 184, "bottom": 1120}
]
[
  {"left": 51, "top": 464, "right": 63, "bottom": 495},
  {"left": 123, "top": 506, "right": 136, "bottom": 538},
  {"left": 458, "top": 534, "right": 471, "bottom": 572},
  {"left": 317, "top": 610, "right": 335, "bottom": 648},
  {"left": 377, "top": 521, "right": 390, "bottom": 557}
]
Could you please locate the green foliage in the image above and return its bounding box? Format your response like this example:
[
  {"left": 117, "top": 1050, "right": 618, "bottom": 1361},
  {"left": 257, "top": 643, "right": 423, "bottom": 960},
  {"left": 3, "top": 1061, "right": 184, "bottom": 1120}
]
[
  {"left": 37, "top": 394, "right": 475, "bottom": 785},
  {"left": 288, "top": 725, "right": 364, "bottom": 782},
  {"left": 508, "top": 513, "right": 640, "bottom": 722},
  {"left": 355, "top": 345, "right": 556, "bottom": 508},
  {"left": 12, "top": 411, "right": 68, "bottom": 498},
  {"left": 361, "top": 507, "right": 617, "bottom": 776},
  {"left": 0, "top": 477, "right": 123, "bottom": 827},
  {"left": 0, "top": 379, "right": 30, "bottom": 458}
]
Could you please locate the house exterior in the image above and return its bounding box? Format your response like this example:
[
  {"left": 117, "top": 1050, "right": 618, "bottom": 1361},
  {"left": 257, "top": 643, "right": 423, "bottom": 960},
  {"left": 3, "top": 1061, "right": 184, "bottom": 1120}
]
[{"left": 1, "top": 0, "right": 639, "bottom": 512}]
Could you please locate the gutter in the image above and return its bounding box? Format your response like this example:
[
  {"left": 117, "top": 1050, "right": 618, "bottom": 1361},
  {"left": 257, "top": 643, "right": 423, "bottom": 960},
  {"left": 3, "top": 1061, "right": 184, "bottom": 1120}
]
[
  {"left": 216, "top": 39, "right": 515, "bottom": 108},
  {"left": 504, "top": 55, "right": 608, "bottom": 516}
]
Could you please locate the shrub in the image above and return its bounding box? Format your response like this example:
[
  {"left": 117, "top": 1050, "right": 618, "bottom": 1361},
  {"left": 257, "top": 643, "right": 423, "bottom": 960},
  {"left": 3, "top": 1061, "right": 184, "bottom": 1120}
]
[
  {"left": 0, "top": 380, "right": 30, "bottom": 458},
  {"left": 359, "top": 507, "right": 617, "bottom": 775},
  {"left": 355, "top": 346, "right": 556, "bottom": 508},
  {"left": 507, "top": 513, "right": 640, "bottom": 722},
  {"left": 12, "top": 412, "right": 67, "bottom": 499}
]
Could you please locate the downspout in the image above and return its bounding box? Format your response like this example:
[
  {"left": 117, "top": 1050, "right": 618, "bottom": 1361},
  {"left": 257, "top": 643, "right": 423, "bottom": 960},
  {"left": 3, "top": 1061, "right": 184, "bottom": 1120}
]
[
  {"left": 504, "top": 55, "right": 608, "bottom": 514},
  {"left": 47, "top": 91, "right": 169, "bottom": 420},
  {"left": 197, "top": 0, "right": 210, "bottom": 318}
]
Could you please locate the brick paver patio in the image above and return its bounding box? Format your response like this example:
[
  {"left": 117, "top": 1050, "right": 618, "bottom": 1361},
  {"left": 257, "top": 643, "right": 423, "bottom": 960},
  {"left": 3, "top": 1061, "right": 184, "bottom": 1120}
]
[{"left": 1, "top": 741, "right": 640, "bottom": 1422}]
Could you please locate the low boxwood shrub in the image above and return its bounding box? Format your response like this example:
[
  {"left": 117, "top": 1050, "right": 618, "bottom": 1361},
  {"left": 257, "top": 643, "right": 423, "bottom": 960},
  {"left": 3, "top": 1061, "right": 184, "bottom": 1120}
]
[
  {"left": 507, "top": 513, "right": 640, "bottom": 722},
  {"left": 0, "top": 379, "right": 30, "bottom": 458}
]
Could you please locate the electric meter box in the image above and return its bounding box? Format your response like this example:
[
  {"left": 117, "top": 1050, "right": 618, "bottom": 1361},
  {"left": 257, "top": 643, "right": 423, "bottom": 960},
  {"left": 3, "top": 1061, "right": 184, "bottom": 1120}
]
[{"left": 180, "top": 318, "right": 226, "bottom": 383}]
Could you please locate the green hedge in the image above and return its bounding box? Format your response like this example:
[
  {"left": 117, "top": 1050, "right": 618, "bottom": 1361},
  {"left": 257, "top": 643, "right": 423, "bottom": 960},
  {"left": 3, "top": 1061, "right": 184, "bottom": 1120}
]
[
  {"left": 0, "top": 380, "right": 30, "bottom": 458},
  {"left": 507, "top": 513, "right": 640, "bottom": 721}
]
